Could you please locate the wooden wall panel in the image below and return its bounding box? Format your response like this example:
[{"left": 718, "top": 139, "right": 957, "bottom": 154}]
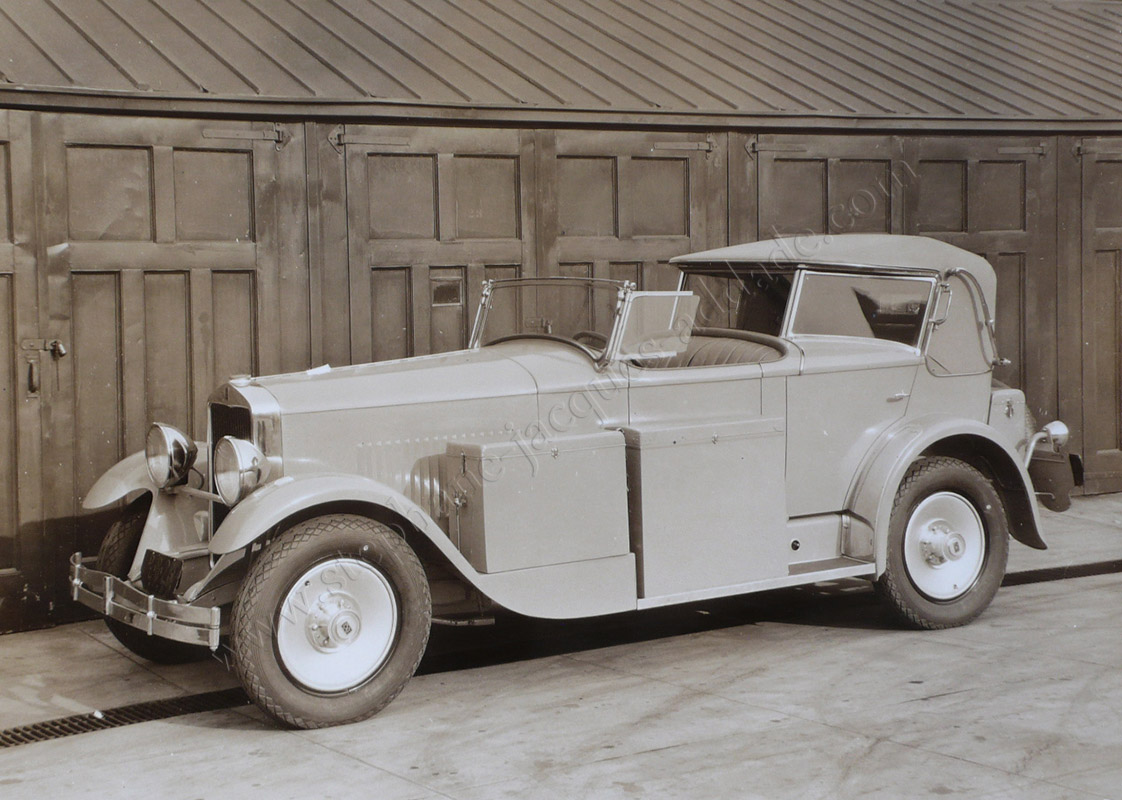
[
  {"left": 762, "top": 158, "right": 827, "bottom": 235},
  {"left": 0, "top": 274, "right": 13, "bottom": 569},
  {"left": 66, "top": 145, "right": 154, "bottom": 241},
  {"left": 630, "top": 157, "right": 688, "bottom": 236},
  {"left": 72, "top": 272, "right": 121, "bottom": 506},
  {"left": 557, "top": 156, "right": 615, "bottom": 237},
  {"left": 915, "top": 160, "right": 966, "bottom": 232},
  {"left": 1079, "top": 142, "right": 1122, "bottom": 491},
  {"left": 173, "top": 149, "right": 254, "bottom": 241},
  {"left": 143, "top": 271, "right": 192, "bottom": 431},
  {"left": 428, "top": 266, "right": 466, "bottom": 352},
  {"left": 0, "top": 143, "right": 10, "bottom": 243},
  {"left": 367, "top": 154, "right": 436, "bottom": 239},
  {"left": 830, "top": 160, "right": 892, "bottom": 233},
  {"left": 973, "top": 161, "right": 1026, "bottom": 232},
  {"left": 1085, "top": 250, "right": 1120, "bottom": 461},
  {"left": 212, "top": 270, "right": 257, "bottom": 382},
  {"left": 991, "top": 252, "right": 1025, "bottom": 389},
  {"left": 370, "top": 268, "right": 412, "bottom": 361},
  {"left": 453, "top": 156, "right": 520, "bottom": 239}
]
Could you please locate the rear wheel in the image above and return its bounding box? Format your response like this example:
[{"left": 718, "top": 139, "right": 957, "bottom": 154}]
[
  {"left": 876, "top": 456, "right": 1009, "bottom": 630},
  {"left": 96, "top": 500, "right": 211, "bottom": 663},
  {"left": 231, "top": 514, "right": 431, "bottom": 729}
]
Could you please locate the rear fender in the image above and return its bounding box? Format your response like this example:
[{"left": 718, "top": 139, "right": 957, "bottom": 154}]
[
  {"left": 206, "top": 473, "right": 637, "bottom": 619},
  {"left": 849, "top": 415, "right": 1046, "bottom": 577}
]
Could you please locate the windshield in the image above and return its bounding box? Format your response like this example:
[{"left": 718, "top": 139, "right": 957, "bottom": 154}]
[
  {"left": 472, "top": 279, "right": 628, "bottom": 353},
  {"left": 680, "top": 266, "right": 795, "bottom": 335}
]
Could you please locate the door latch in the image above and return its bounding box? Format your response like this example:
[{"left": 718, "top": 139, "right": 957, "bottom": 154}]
[{"left": 21, "top": 339, "right": 68, "bottom": 359}]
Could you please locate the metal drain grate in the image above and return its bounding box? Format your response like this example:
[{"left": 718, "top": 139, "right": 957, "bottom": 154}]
[{"left": 0, "top": 688, "right": 249, "bottom": 748}]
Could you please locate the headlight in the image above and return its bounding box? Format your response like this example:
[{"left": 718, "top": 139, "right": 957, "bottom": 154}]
[
  {"left": 214, "top": 436, "right": 271, "bottom": 506},
  {"left": 145, "top": 423, "right": 197, "bottom": 488}
]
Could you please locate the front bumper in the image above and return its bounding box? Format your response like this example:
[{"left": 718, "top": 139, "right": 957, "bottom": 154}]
[{"left": 69, "top": 552, "right": 221, "bottom": 649}]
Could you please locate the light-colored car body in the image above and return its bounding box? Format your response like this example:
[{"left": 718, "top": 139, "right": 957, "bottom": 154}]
[{"left": 70, "top": 233, "right": 1076, "bottom": 727}]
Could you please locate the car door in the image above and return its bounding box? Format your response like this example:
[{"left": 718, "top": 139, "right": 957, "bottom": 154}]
[
  {"left": 783, "top": 270, "right": 934, "bottom": 518},
  {"left": 622, "top": 346, "right": 796, "bottom": 600}
]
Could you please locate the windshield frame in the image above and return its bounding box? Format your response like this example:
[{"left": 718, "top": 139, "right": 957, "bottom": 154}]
[{"left": 469, "top": 277, "right": 634, "bottom": 368}]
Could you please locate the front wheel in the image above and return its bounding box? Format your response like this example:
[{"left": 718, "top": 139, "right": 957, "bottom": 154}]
[
  {"left": 96, "top": 501, "right": 211, "bottom": 664},
  {"left": 231, "top": 514, "right": 431, "bottom": 729},
  {"left": 876, "top": 456, "right": 1009, "bottom": 630}
]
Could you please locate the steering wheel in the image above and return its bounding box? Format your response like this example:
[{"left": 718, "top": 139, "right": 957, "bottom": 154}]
[{"left": 572, "top": 330, "right": 608, "bottom": 347}]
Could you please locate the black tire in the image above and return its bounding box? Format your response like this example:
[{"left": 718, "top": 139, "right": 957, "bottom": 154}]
[
  {"left": 231, "top": 514, "right": 431, "bottom": 729},
  {"left": 96, "top": 501, "right": 211, "bottom": 664},
  {"left": 875, "top": 456, "right": 1010, "bottom": 630}
]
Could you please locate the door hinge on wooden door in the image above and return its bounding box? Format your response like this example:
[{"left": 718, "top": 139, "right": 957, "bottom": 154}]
[
  {"left": 1073, "top": 141, "right": 1122, "bottom": 158},
  {"left": 652, "top": 136, "right": 714, "bottom": 153},
  {"left": 327, "top": 125, "right": 411, "bottom": 153},
  {"left": 996, "top": 144, "right": 1046, "bottom": 156},
  {"left": 746, "top": 140, "right": 808, "bottom": 157},
  {"left": 202, "top": 123, "right": 289, "bottom": 150}
]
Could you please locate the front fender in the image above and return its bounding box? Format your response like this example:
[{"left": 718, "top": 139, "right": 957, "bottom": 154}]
[
  {"left": 82, "top": 451, "right": 156, "bottom": 510},
  {"left": 849, "top": 414, "right": 1046, "bottom": 577},
  {"left": 208, "top": 473, "right": 637, "bottom": 619},
  {"left": 82, "top": 445, "right": 208, "bottom": 509}
]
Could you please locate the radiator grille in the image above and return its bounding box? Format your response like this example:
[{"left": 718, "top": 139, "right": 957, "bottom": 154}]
[{"left": 209, "top": 403, "right": 253, "bottom": 531}]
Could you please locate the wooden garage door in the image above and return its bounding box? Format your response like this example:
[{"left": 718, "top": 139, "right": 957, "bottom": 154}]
[
  {"left": 548, "top": 130, "right": 724, "bottom": 296},
  {"left": 903, "top": 137, "right": 1058, "bottom": 423},
  {"left": 752, "top": 135, "right": 1058, "bottom": 424},
  {"left": 41, "top": 115, "right": 308, "bottom": 567},
  {"left": 754, "top": 134, "right": 905, "bottom": 238},
  {"left": 342, "top": 126, "right": 535, "bottom": 363},
  {"left": 1077, "top": 137, "right": 1122, "bottom": 493},
  {"left": 0, "top": 112, "right": 44, "bottom": 631}
]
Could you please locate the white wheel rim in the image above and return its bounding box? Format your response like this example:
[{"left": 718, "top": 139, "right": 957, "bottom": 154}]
[
  {"left": 275, "top": 557, "right": 399, "bottom": 693},
  {"left": 903, "top": 491, "right": 986, "bottom": 601}
]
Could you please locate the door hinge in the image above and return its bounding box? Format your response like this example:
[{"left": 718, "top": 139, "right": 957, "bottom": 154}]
[
  {"left": 327, "top": 125, "right": 411, "bottom": 153},
  {"left": 747, "top": 140, "right": 808, "bottom": 156},
  {"left": 202, "top": 123, "right": 289, "bottom": 150},
  {"left": 652, "top": 136, "right": 713, "bottom": 153},
  {"left": 1073, "top": 140, "right": 1122, "bottom": 158},
  {"left": 997, "top": 144, "right": 1046, "bottom": 156}
]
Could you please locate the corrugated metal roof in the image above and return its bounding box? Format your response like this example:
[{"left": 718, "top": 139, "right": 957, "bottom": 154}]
[{"left": 1, "top": 0, "right": 1121, "bottom": 126}]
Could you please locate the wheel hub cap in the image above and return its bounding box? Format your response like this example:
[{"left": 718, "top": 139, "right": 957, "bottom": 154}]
[
  {"left": 903, "top": 491, "right": 986, "bottom": 601},
  {"left": 276, "top": 557, "right": 399, "bottom": 693},
  {"left": 919, "top": 523, "right": 967, "bottom": 566},
  {"left": 306, "top": 593, "right": 363, "bottom": 651}
]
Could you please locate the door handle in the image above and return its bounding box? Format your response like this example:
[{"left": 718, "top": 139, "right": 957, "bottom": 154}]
[
  {"left": 888, "top": 392, "right": 910, "bottom": 402},
  {"left": 27, "top": 358, "right": 39, "bottom": 395}
]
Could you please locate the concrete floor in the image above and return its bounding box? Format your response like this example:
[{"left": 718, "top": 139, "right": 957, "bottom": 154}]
[{"left": 0, "top": 495, "right": 1120, "bottom": 799}]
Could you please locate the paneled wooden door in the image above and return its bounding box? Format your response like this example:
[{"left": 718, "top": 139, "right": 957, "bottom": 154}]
[
  {"left": 751, "top": 134, "right": 1058, "bottom": 425},
  {"left": 0, "top": 112, "right": 46, "bottom": 631},
  {"left": 545, "top": 130, "right": 725, "bottom": 303},
  {"left": 343, "top": 126, "right": 536, "bottom": 362},
  {"left": 40, "top": 114, "right": 308, "bottom": 597},
  {"left": 1077, "top": 137, "right": 1122, "bottom": 493},
  {"left": 902, "top": 137, "right": 1058, "bottom": 424}
]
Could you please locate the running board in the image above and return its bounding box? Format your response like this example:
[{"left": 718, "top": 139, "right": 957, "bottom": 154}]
[{"left": 636, "top": 559, "right": 875, "bottom": 610}]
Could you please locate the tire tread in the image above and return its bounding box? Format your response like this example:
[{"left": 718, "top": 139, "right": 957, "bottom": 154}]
[
  {"left": 875, "top": 456, "right": 1009, "bottom": 631},
  {"left": 232, "top": 514, "right": 430, "bottom": 729}
]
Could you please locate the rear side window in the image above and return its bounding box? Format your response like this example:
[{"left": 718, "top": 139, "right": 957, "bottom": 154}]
[{"left": 789, "top": 271, "right": 934, "bottom": 346}]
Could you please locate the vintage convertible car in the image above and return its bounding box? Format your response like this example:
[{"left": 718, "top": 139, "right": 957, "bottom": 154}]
[{"left": 70, "top": 234, "right": 1079, "bottom": 729}]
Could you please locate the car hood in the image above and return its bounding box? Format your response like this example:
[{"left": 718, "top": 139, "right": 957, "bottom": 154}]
[{"left": 244, "top": 346, "right": 539, "bottom": 416}]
